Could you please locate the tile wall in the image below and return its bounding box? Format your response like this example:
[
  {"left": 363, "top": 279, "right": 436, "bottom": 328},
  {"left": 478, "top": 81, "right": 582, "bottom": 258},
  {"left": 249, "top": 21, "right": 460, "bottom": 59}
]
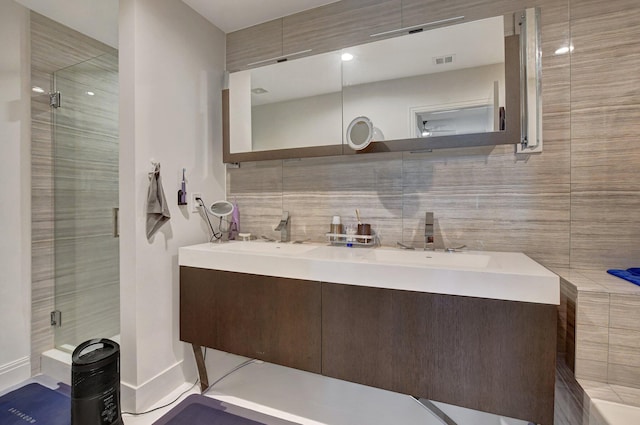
[
  {"left": 227, "top": 0, "right": 640, "bottom": 271},
  {"left": 556, "top": 268, "right": 640, "bottom": 390},
  {"left": 30, "top": 12, "right": 118, "bottom": 373}
]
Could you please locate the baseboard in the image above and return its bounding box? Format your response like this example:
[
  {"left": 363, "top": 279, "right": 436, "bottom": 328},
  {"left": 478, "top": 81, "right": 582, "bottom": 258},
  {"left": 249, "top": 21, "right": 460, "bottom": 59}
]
[
  {"left": 0, "top": 356, "right": 30, "bottom": 391},
  {"left": 121, "top": 359, "right": 186, "bottom": 413}
]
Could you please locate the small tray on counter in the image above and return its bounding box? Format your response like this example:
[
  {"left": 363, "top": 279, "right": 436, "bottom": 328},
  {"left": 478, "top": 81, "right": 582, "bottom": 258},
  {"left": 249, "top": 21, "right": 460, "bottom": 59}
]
[{"left": 325, "top": 231, "right": 377, "bottom": 247}]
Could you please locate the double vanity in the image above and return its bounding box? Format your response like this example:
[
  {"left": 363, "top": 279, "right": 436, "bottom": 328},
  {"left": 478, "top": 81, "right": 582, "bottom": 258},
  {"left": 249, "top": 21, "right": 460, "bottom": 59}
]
[{"left": 179, "top": 241, "right": 559, "bottom": 424}]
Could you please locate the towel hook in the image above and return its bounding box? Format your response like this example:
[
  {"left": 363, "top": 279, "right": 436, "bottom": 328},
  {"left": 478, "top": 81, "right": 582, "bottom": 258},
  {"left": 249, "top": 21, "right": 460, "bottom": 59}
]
[{"left": 150, "top": 159, "right": 160, "bottom": 173}]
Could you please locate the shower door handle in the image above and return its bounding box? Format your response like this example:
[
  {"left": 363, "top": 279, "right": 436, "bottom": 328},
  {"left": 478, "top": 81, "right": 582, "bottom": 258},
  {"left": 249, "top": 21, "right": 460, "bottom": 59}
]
[{"left": 113, "top": 207, "right": 119, "bottom": 238}]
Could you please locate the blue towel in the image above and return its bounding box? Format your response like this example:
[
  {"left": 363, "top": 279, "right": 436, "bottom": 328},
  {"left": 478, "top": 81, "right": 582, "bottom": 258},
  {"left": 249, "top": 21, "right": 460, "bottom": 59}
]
[{"left": 607, "top": 268, "right": 640, "bottom": 287}]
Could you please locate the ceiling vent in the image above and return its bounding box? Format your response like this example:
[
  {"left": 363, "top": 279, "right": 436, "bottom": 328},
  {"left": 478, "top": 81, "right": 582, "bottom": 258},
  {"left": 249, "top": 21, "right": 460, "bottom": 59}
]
[{"left": 433, "top": 54, "right": 455, "bottom": 65}]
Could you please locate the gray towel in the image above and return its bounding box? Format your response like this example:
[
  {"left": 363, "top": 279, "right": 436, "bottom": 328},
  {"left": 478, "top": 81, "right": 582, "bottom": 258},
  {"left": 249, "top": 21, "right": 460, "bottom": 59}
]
[{"left": 146, "top": 163, "right": 171, "bottom": 239}]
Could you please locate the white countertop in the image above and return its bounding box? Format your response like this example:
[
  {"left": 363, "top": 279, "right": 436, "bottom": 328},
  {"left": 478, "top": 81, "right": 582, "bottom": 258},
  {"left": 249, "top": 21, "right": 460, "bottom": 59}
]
[{"left": 179, "top": 241, "right": 559, "bottom": 305}]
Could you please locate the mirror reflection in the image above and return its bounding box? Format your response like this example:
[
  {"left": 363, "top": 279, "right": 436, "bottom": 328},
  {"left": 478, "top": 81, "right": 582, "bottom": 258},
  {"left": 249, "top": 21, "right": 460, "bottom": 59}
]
[
  {"left": 341, "top": 15, "right": 506, "bottom": 145},
  {"left": 228, "top": 51, "right": 342, "bottom": 153},
  {"left": 227, "top": 14, "right": 509, "bottom": 155}
]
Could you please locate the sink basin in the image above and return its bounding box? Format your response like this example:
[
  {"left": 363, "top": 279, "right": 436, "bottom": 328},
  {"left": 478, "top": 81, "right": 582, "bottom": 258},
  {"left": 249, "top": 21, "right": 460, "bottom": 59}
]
[
  {"left": 180, "top": 242, "right": 559, "bottom": 304},
  {"left": 216, "top": 241, "right": 318, "bottom": 255},
  {"left": 367, "top": 249, "right": 491, "bottom": 269}
]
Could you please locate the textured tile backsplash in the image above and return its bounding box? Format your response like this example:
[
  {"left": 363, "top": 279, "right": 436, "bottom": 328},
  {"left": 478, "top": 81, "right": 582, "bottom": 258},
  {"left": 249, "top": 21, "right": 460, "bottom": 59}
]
[
  {"left": 228, "top": 146, "right": 571, "bottom": 269},
  {"left": 228, "top": 0, "right": 640, "bottom": 272}
]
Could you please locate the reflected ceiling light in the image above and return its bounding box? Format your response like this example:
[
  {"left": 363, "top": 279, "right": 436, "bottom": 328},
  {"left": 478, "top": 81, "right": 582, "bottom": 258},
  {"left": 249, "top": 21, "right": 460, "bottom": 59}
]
[
  {"left": 86, "top": 91, "right": 95, "bottom": 96},
  {"left": 251, "top": 88, "right": 268, "bottom": 94},
  {"left": 341, "top": 52, "right": 354, "bottom": 61},
  {"left": 32, "top": 86, "right": 45, "bottom": 93},
  {"left": 554, "top": 45, "right": 574, "bottom": 55}
]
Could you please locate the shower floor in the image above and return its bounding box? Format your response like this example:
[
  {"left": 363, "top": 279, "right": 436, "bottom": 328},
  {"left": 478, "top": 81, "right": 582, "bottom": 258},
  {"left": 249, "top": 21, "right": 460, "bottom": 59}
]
[{"left": 42, "top": 334, "right": 121, "bottom": 385}]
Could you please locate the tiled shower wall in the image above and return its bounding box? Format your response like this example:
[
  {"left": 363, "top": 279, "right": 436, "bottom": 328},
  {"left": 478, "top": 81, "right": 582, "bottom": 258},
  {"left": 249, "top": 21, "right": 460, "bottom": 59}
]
[
  {"left": 30, "top": 12, "right": 118, "bottom": 374},
  {"left": 227, "top": 0, "right": 640, "bottom": 272}
]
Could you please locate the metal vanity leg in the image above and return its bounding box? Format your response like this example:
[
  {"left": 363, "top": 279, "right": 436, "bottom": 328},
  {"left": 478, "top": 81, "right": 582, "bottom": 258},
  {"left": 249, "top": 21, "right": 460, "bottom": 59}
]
[
  {"left": 192, "top": 344, "right": 209, "bottom": 393},
  {"left": 413, "top": 397, "right": 458, "bottom": 425}
]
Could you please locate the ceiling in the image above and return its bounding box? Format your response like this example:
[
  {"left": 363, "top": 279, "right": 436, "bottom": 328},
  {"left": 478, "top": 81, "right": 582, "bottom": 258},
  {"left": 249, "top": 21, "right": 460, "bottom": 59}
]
[
  {"left": 181, "top": 0, "right": 340, "bottom": 33},
  {"left": 14, "top": 0, "right": 340, "bottom": 48}
]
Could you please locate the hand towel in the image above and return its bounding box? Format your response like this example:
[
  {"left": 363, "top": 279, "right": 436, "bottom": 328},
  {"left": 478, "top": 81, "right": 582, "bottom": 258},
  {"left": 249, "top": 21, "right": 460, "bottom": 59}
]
[
  {"left": 607, "top": 268, "right": 640, "bottom": 287},
  {"left": 146, "top": 163, "right": 171, "bottom": 239}
]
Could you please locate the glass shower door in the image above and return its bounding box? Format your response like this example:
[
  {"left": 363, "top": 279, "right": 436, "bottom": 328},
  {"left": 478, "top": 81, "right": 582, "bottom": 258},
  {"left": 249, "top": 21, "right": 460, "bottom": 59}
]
[{"left": 53, "top": 53, "right": 120, "bottom": 351}]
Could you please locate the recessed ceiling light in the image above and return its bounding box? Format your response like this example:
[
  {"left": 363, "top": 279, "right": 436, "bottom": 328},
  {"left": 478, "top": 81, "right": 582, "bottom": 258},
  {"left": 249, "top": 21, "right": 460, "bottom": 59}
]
[
  {"left": 251, "top": 88, "right": 268, "bottom": 94},
  {"left": 32, "top": 86, "right": 45, "bottom": 93},
  {"left": 86, "top": 91, "right": 95, "bottom": 96},
  {"left": 554, "top": 45, "right": 574, "bottom": 55},
  {"left": 341, "top": 53, "right": 354, "bottom": 61}
]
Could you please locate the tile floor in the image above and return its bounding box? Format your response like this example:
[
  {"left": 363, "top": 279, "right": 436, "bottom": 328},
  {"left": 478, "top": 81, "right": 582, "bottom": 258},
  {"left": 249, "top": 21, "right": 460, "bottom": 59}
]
[
  {"left": 123, "top": 351, "right": 639, "bottom": 425},
  {"left": 6, "top": 350, "right": 640, "bottom": 424}
]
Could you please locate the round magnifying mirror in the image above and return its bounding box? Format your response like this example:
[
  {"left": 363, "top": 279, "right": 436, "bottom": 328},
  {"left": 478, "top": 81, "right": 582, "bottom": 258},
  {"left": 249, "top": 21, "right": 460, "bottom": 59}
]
[
  {"left": 346, "top": 116, "right": 374, "bottom": 151},
  {"left": 209, "top": 200, "right": 234, "bottom": 217}
]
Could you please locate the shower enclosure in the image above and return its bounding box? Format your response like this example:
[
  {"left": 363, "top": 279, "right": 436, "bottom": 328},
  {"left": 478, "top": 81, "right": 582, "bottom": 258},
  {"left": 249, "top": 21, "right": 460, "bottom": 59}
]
[{"left": 52, "top": 53, "right": 120, "bottom": 351}]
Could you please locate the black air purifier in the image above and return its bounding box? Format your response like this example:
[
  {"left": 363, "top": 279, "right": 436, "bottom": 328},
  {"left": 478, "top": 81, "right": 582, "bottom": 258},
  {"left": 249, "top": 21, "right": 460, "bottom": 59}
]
[{"left": 71, "top": 338, "right": 123, "bottom": 425}]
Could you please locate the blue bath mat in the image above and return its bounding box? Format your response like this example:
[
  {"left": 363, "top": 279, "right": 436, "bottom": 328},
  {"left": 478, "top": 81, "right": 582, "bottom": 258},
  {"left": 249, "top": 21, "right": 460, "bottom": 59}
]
[
  {"left": 0, "top": 382, "right": 70, "bottom": 425},
  {"left": 153, "top": 394, "right": 299, "bottom": 425}
]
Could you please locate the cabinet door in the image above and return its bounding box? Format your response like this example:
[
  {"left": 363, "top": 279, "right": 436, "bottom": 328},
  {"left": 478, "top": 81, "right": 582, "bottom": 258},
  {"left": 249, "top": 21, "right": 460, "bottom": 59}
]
[
  {"left": 321, "top": 282, "right": 556, "bottom": 425},
  {"left": 180, "top": 267, "right": 321, "bottom": 373},
  {"left": 226, "top": 19, "right": 283, "bottom": 72},
  {"left": 282, "top": 0, "right": 401, "bottom": 57}
]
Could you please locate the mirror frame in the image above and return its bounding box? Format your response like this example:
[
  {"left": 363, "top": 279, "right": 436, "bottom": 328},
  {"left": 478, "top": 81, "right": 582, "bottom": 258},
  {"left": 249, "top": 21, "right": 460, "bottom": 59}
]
[{"left": 222, "top": 32, "right": 521, "bottom": 163}]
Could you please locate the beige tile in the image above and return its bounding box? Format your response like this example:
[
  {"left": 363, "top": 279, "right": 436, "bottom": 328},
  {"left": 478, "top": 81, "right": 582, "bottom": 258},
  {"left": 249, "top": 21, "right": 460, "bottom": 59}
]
[
  {"left": 607, "top": 363, "right": 640, "bottom": 388},
  {"left": 570, "top": 0, "right": 640, "bottom": 20},
  {"left": 401, "top": 0, "right": 569, "bottom": 29},
  {"left": 571, "top": 223, "right": 640, "bottom": 271},
  {"left": 579, "top": 270, "right": 640, "bottom": 296},
  {"left": 570, "top": 8, "right": 640, "bottom": 108},
  {"left": 283, "top": 0, "right": 401, "bottom": 57},
  {"left": 227, "top": 160, "right": 283, "bottom": 194},
  {"left": 609, "top": 328, "right": 640, "bottom": 368},
  {"left": 31, "top": 12, "right": 115, "bottom": 73},
  {"left": 576, "top": 358, "right": 608, "bottom": 382},
  {"left": 610, "top": 384, "right": 640, "bottom": 407},
  {"left": 402, "top": 142, "right": 570, "bottom": 191},
  {"left": 576, "top": 325, "right": 609, "bottom": 362},
  {"left": 610, "top": 294, "right": 640, "bottom": 331},
  {"left": 283, "top": 152, "right": 403, "bottom": 192},
  {"left": 572, "top": 191, "right": 640, "bottom": 223},
  {"left": 577, "top": 292, "right": 610, "bottom": 327},
  {"left": 579, "top": 379, "right": 624, "bottom": 404}
]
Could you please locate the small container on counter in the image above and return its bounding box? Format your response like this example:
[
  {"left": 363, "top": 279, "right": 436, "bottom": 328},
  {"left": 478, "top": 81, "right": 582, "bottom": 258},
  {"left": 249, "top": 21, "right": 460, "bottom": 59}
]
[{"left": 330, "top": 215, "right": 343, "bottom": 242}]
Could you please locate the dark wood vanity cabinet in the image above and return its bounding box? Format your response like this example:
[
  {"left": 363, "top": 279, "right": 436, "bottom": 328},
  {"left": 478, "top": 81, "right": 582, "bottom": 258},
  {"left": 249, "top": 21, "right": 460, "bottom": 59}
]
[
  {"left": 180, "top": 267, "right": 556, "bottom": 425},
  {"left": 180, "top": 267, "right": 322, "bottom": 373},
  {"left": 321, "top": 283, "right": 557, "bottom": 425}
]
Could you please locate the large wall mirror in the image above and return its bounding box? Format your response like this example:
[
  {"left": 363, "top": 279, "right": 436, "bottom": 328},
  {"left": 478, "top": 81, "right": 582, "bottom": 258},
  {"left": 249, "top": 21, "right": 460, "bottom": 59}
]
[{"left": 224, "top": 10, "right": 539, "bottom": 162}]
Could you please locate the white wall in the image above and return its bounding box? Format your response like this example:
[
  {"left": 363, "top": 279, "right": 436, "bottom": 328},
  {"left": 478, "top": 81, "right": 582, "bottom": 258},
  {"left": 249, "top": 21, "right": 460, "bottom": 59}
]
[
  {"left": 119, "top": 0, "right": 226, "bottom": 412},
  {"left": 0, "top": 0, "right": 31, "bottom": 390}
]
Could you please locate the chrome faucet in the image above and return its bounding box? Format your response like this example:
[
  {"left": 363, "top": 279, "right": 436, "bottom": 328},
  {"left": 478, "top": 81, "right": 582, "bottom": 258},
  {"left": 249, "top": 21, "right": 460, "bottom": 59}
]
[
  {"left": 274, "top": 211, "right": 290, "bottom": 242},
  {"left": 424, "top": 212, "right": 434, "bottom": 251}
]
